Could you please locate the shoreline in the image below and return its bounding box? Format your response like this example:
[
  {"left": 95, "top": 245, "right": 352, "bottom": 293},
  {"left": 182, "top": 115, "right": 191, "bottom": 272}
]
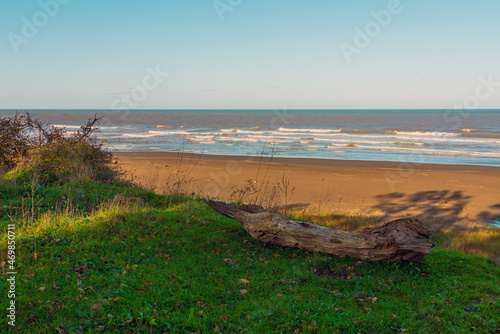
[
  {"left": 114, "top": 151, "right": 500, "bottom": 172},
  {"left": 113, "top": 151, "right": 500, "bottom": 230}
]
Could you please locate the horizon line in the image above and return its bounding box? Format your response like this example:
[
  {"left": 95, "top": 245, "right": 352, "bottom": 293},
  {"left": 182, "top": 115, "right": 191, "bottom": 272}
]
[{"left": 1, "top": 108, "right": 499, "bottom": 111}]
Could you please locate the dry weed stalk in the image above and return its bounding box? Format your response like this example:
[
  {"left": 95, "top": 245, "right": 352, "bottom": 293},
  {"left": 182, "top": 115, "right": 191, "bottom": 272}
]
[
  {"left": 229, "top": 144, "right": 297, "bottom": 214},
  {"left": 163, "top": 144, "right": 202, "bottom": 196}
]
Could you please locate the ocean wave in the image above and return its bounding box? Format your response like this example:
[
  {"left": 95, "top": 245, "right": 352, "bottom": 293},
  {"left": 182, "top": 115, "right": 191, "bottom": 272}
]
[
  {"left": 395, "top": 131, "right": 456, "bottom": 137},
  {"left": 192, "top": 135, "right": 218, "bottom": 140},
  {"left": 278, "top": 127, "right": 342, "bottom": 133},
  {"left": 345, "top": 144, "right": 500, "bottom": 157},
  {"left": 222, "top": 129, "right": 334, "bottom": 137},
  {"left": 149, "top": 130, "right": 191, "bottom": 135},
  {"left": 54, "top": 124, "right": 121, "bottom": 130},
  {"left": 217, "top": 137, "right": 290, "bottom": 143},
  {"left": 101, "top": 125, "right": 500, "bottom": 161},
  {"left": 213, "top": 129, "right": 499, "bottom": 143},
  {"left": 392, "top": 142, "right": 430, "bottom": 146},
  {"left": 329, "top": 132, "right": 499, "bottom": 144},
  {"left": 52, "top": 124, "right": 82, "bottom": 129},
  {"left": 342, "top": 130, "right": 396, "bottom": 134},
  {"left": 203, "top": 131, "right": 498, "bottom": 146},
  {"left": 146, "top": 129, "right": 500, "bottom": 146},
  {"left": 460, "top": 133, "right": 500, "bottom": 139},
  {"left": 122, "top": 133, "right": 161, "bottom": 138},
  {"left": 103, "top": 126, "right": 123, "bottom": 129}
]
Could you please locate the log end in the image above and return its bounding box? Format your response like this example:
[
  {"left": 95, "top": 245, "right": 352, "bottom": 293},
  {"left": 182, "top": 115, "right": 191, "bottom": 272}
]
[
  {"left": 367, "top": 218, "right": 435, "bottom": 263},
  {"left": 202, "top": 199, "right": 265, "bottom": 222}
]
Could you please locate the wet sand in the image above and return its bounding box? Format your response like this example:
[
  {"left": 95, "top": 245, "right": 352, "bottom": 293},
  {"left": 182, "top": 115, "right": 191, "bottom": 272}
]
[{"left": 114, "top": 152, "right": 500, "bottom": 231}]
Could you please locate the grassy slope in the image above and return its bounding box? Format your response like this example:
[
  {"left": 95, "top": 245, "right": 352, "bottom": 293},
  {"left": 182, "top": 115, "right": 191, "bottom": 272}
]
[{"left": 1, "top": 180, "right": 499, "bottom": 333}]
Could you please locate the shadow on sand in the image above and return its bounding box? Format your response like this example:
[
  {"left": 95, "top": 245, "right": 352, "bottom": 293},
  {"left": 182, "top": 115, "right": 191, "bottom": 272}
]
[{"left": 373, "top": 190, "right": 500, "bottom": 231}]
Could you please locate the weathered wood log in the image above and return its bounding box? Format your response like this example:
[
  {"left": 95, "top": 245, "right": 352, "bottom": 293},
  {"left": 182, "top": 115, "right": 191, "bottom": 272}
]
[{"left": 203, "top": 200, "right": 434, "bottom": 262}]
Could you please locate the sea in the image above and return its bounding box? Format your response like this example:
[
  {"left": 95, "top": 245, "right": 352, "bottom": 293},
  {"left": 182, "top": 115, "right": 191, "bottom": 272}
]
[{"left": 2, "top": 109, "right": 500, "bottom": 167}]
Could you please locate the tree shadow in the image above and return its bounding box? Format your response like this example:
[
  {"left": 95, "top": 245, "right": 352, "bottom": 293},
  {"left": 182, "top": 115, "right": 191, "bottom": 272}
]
[
  {"left": 373, "top": 190, "right": 500, "bottom": 231},
  {"left": 477, "top": 204, "right": 500, "bottom": 224}
]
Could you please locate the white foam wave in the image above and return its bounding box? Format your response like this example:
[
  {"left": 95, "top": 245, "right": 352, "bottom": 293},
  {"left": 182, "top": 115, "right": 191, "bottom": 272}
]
[
  {"left": 227, "top": 130, "right": 499, "bottom": 144},
  {"left": 341, "top": 144, "right": 500, "bottom": 157},
  {"left": 388, "top": 135, "right": 500, "bottom": 144},
  {"left": 278, "top": 127, "right": 342, "bottom": 133},
  {"left": 122, "top": 133, "right": 161, "bottom": 138},
  {"left": 220, "top": 137, "right": 290, "bottom": 143},
  {"left": 395, "top": 131, "right": 456, "bottom": 137},
  {"left": 149, "top": 130, "right": 191, "bottom": 135},
  {"left": 152, "top": 129, "right": 500, "bottom": 146},
  {"left": 53, "top": 124, "right": 81, "bottom": 129},
  {"left": 192, "top": 135, "right": 217, "bottom": 140},
  {"left": 54, "top": 124, "right": 121, "bottom": 130}
]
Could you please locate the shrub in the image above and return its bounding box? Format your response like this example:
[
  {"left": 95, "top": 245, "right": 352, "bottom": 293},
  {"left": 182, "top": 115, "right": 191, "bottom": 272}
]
[
  {"left": 0, "top": 113, "right": 31, "bottom": 173},
  {"left": 0, "top": 112, "right": 119, "bottom": 184}
]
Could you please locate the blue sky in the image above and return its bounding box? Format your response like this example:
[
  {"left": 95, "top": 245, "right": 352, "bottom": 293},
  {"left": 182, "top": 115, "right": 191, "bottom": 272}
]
[{"left": 1, "top": 0, "right": 500, "bottom": 109}]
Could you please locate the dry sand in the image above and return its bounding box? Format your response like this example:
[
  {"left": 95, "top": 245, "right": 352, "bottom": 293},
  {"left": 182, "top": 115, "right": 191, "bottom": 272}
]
[{"left": 114, "top": 152, "right": 500, "bottom": 231}]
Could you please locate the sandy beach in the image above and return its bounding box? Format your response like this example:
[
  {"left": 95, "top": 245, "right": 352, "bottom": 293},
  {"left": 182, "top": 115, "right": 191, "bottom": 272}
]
[{"left": 113, "top": 152, "right": 500, "bottom": 231}]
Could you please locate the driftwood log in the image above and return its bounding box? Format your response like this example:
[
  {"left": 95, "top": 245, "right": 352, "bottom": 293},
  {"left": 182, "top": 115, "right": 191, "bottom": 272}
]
[{"left": 203, "top": 200, "right": 434, "bottom": 262}]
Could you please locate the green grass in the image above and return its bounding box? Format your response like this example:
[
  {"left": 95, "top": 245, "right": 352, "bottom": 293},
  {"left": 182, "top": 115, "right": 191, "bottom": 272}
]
[{"left": 1, "top": 179, "right": 499, "bottom": 333}]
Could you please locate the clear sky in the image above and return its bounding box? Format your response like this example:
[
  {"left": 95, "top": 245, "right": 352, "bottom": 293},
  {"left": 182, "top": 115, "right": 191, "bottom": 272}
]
[{"left": 1, "top": 0, "right": 500, "bottom": 110}]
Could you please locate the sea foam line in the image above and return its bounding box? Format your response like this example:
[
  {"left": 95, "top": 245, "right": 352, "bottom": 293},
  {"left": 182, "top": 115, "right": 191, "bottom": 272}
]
[{"left": 333, "top": 144, "right": 500, "bottom": 157}]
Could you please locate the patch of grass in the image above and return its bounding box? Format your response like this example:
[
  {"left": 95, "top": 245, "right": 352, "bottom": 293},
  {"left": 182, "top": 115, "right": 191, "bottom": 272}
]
[
  {"left": 0, "top": 176, "right": 166, "bottom": 224},
  {"left": 432, "top": 228, "right": 500, "bottom": 265},
  {"left": 291, "top": 212, "right": 384, "bottom": 231},
  {"left": 1, "top": 180, "right": 499, "bottom": 333}
]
